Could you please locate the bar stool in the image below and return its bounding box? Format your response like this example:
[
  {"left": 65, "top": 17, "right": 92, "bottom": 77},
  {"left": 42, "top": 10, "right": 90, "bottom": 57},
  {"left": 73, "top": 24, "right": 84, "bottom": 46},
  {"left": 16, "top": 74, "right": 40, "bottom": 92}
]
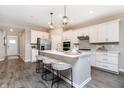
[
  {"left": 42, "top": 57, "right": 56, "bottom": 81},
  {"left": 51, "top": 62, "right": 73, "bottom": 88},
  {"left": 36, "top": 55, "right": 44, "bottom": 73}
]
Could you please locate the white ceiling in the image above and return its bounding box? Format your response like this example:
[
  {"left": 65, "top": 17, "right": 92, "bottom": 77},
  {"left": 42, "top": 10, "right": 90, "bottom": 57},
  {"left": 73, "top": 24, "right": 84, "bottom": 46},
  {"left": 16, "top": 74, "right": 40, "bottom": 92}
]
[{"left": 0, "top": 5, "right": 124, "bottom": 29}]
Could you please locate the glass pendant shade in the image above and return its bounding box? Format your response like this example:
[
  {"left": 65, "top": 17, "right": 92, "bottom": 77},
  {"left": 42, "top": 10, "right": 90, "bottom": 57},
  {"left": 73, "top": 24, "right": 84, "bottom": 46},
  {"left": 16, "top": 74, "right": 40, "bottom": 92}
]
[
  {"left": 62, "top": 5, "right": 69, "bottom": 25},
  {"left": 49, "top": 12, "right": 54, "bottom": 30},
  {"left": 63, "top": 16, "right": 69, "bottom": 25},
  {"left": 50, "top": 23, "right": 53, "bottom": 29}
]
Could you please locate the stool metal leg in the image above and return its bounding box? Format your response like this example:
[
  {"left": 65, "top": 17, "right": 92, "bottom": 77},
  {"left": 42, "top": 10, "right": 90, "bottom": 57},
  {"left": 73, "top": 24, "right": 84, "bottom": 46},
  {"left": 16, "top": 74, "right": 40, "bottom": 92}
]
[
  {"left": 41, "top": 63, "right": 45, "bottom": 79},
  {"left": 51, "top": 69, "right": 55, "bottom": 88},
  {"left": 51, "top": 70, "right": 61, "bottom": 88},
  {"left": 57, "top": 70, "right": 59, "bottom": 88},
  {"left": 71, "top": 68, "right": 73, "bottom": 88},
  {"left": 36, "top": 60, "right": 41, "bottom": 73}
]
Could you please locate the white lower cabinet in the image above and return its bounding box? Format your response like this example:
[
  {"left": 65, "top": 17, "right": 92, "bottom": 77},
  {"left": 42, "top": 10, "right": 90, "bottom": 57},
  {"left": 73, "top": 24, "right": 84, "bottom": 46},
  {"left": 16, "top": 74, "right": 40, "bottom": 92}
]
[
  {"left": 31, "top": 49, "right": 38, "bottom": 62},
  {"left": 92, "top": 52, "right": 119, "bottom": 73},
  {"left": 96, "top": 62, "right": 118, "bottom": 72},
  {"left": 90, "top": 53, "right": 96, "bottom": 66}
]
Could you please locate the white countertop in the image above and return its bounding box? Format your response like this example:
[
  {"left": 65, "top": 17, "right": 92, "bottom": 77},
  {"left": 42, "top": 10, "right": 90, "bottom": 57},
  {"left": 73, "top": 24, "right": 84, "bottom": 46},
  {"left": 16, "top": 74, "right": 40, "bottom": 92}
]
[{"left": 41, "top": 50, "right": 92, "bottom": 58}]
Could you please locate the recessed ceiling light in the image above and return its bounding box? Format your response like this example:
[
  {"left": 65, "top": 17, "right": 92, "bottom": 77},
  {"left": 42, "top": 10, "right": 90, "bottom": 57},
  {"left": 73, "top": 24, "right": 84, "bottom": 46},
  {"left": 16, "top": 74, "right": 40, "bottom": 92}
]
[{"left": 89, "top": 10, "right": 94, "bottom": 14}]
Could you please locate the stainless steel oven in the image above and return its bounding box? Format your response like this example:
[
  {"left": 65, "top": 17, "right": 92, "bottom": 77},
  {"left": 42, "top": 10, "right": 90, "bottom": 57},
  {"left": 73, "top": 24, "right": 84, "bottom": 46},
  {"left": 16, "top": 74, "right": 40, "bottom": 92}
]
[{"left": 63, "top": 41, "right": 70, "bottom": 51}]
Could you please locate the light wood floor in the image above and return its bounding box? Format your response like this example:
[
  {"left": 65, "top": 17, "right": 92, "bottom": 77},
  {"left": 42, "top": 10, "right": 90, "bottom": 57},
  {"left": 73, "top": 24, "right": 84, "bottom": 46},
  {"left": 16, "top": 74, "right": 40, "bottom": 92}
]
[{"left": 0, "top": 57, "right": 124, "bottom": 88}]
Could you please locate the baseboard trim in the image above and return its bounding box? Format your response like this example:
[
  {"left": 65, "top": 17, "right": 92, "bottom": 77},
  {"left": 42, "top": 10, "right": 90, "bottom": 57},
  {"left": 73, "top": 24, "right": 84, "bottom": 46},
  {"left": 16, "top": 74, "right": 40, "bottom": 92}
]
[
  {"left": 0, "top": 57, "right": 5, "bottom": 61},
  {"left": 61, "top": 76, "right": 91, "bottom": 88},
  {"left": 24, "top": 59, "right": 31, "bottom": 62},
  {"left": 18, "top": 55, "right": 24, "bottom": 61},
  {"left": 79, "top": 77, "right": 91, "bottom": 88},
  {"left": 51, "top": 69, "right": 91, "bottom": 88},
  {"left": 119, "top": 69, "right": 124, "bottom": 73}
]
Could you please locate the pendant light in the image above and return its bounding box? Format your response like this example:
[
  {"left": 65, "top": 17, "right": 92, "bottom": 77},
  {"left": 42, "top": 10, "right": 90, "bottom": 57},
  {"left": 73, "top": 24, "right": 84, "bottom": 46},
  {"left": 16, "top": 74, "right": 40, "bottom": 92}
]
[
  {"left": 62, "top": 5, "right": 69, "bottom": 25},
  {"left": 49, "top": 12, "right": 54, "bottom": 29}
]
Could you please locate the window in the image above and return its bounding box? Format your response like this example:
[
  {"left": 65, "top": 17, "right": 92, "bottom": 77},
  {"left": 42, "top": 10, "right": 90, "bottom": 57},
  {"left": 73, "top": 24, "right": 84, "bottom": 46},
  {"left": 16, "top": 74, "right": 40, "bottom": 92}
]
[{"left": 9, "top": 40, "right": 16, "bottom": 44}]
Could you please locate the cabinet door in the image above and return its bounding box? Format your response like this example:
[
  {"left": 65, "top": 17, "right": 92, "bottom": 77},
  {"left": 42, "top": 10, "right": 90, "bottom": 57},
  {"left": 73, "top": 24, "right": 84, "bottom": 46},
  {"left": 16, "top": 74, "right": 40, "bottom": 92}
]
[
  {"left": 97, "top": 23, "right": 108, "bottom": 42},
  {"left": 43, "top": 32, "right": 49, "bottom": 40},
  {"left": 31, "top": 30, "right": 38, "bottom": 43},
  {"left": 71, "top": 30, "right": 79, "bottom": 43},
  {"left": 82, "top": 27, "right": 90, "bottom": 36},
  {"left": 63, "top": 30, "right": 72, "bottom": 42},
  {"left": 37, "top": 31, "right": 42, "bottom": 38},
  {"left": 91, "top": 53, "right": 96, "bottom": 66},
  {"left": 89, "top": 25, "right": 98, "bottom": 43},
  {"left": 106, "top": 21, "right": 119, "bottom": 42},
  {"left": 90, "top": 20, "right": 119, "bottom": 43}
]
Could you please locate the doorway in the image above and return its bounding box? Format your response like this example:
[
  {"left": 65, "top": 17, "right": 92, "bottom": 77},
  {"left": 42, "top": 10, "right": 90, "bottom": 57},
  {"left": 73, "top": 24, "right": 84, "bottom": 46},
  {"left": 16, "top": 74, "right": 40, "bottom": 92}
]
[{"left": 7, "top": 36, "right": 18, "bottom": 56}]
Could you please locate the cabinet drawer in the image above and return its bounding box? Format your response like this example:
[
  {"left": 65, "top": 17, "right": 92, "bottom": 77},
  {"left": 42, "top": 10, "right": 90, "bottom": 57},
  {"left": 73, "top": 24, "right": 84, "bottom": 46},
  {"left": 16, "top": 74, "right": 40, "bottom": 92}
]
[
  {"left": 96, "top": 55, "right": 118, "bottom": 64},
  {"left": 96, "top": 52, "right": 118, "bottom": 57},
  {"left": 96, "top": 62, "right": 118, "bottom": 72}
]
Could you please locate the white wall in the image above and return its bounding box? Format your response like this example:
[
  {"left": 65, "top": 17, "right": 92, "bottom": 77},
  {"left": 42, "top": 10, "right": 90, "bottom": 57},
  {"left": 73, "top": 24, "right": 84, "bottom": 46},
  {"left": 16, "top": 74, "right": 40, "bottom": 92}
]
[
  {"left": 19, "top": 31, "right": 25, "bottom": 61},
  {"left": 50, "top": 28, "right": 63, "bottom": 50},
  {"left": 0, "top": 31, "right": 5, "bottom": 61},
  {"left": 24, "top": 28, "right": 31, "bottom": 62}
]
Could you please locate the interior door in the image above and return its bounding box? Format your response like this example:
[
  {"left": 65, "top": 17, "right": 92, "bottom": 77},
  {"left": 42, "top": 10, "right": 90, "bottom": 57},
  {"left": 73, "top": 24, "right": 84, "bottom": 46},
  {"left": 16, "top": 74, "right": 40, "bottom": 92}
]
[{"left": 7, "top": 36, "right": 18, "bottom": 56}]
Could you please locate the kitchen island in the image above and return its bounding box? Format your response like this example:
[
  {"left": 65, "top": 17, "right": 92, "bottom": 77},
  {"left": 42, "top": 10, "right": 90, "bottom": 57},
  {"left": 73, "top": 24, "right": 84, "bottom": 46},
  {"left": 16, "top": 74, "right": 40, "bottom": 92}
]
[{"left": 41, "top": 50, "right": 92, "bottom": 88}]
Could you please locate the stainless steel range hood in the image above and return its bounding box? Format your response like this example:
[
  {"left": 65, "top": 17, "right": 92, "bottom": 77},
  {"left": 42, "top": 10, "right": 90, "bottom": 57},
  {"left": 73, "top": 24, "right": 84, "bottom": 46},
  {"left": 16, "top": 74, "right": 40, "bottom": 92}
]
[{"left": 77, "top": 35, "right": 89, "bottom": 40}]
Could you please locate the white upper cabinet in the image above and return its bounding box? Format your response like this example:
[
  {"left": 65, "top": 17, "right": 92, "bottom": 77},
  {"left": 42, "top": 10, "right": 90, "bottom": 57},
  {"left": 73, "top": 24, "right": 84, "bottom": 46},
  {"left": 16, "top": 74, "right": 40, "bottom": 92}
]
[
  {"left": 106, "top": 20, "right": 119, "bottom": 42},
  {"left": 71, "top": 30, "right": 79, "bottom": 43},
  {"left": 63, "top": 27, "right": 90, "bottom": 43},
  {"left": 89, "top": 25, "right": 98, "bottom": 43},
  {"left": 97, "top": 23, "right": 107, "bottom": 42},
  {"left": 81, "top": 27, "right": 90, "bottom": 36},
  {"left": 63, "top": 19, "right": 119, "bottom": 44},
  {"left": 42, "top": 32, "right": 49, "bottom": 39},
  {"left": 89, "top": 19, "right": 120, "bottom": 43},
  {"left": 31, "top": 30, "right": 49, "bottom": 43},
  {"left": 63, "top": 30, "right": 73, "bottom": 42}
]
